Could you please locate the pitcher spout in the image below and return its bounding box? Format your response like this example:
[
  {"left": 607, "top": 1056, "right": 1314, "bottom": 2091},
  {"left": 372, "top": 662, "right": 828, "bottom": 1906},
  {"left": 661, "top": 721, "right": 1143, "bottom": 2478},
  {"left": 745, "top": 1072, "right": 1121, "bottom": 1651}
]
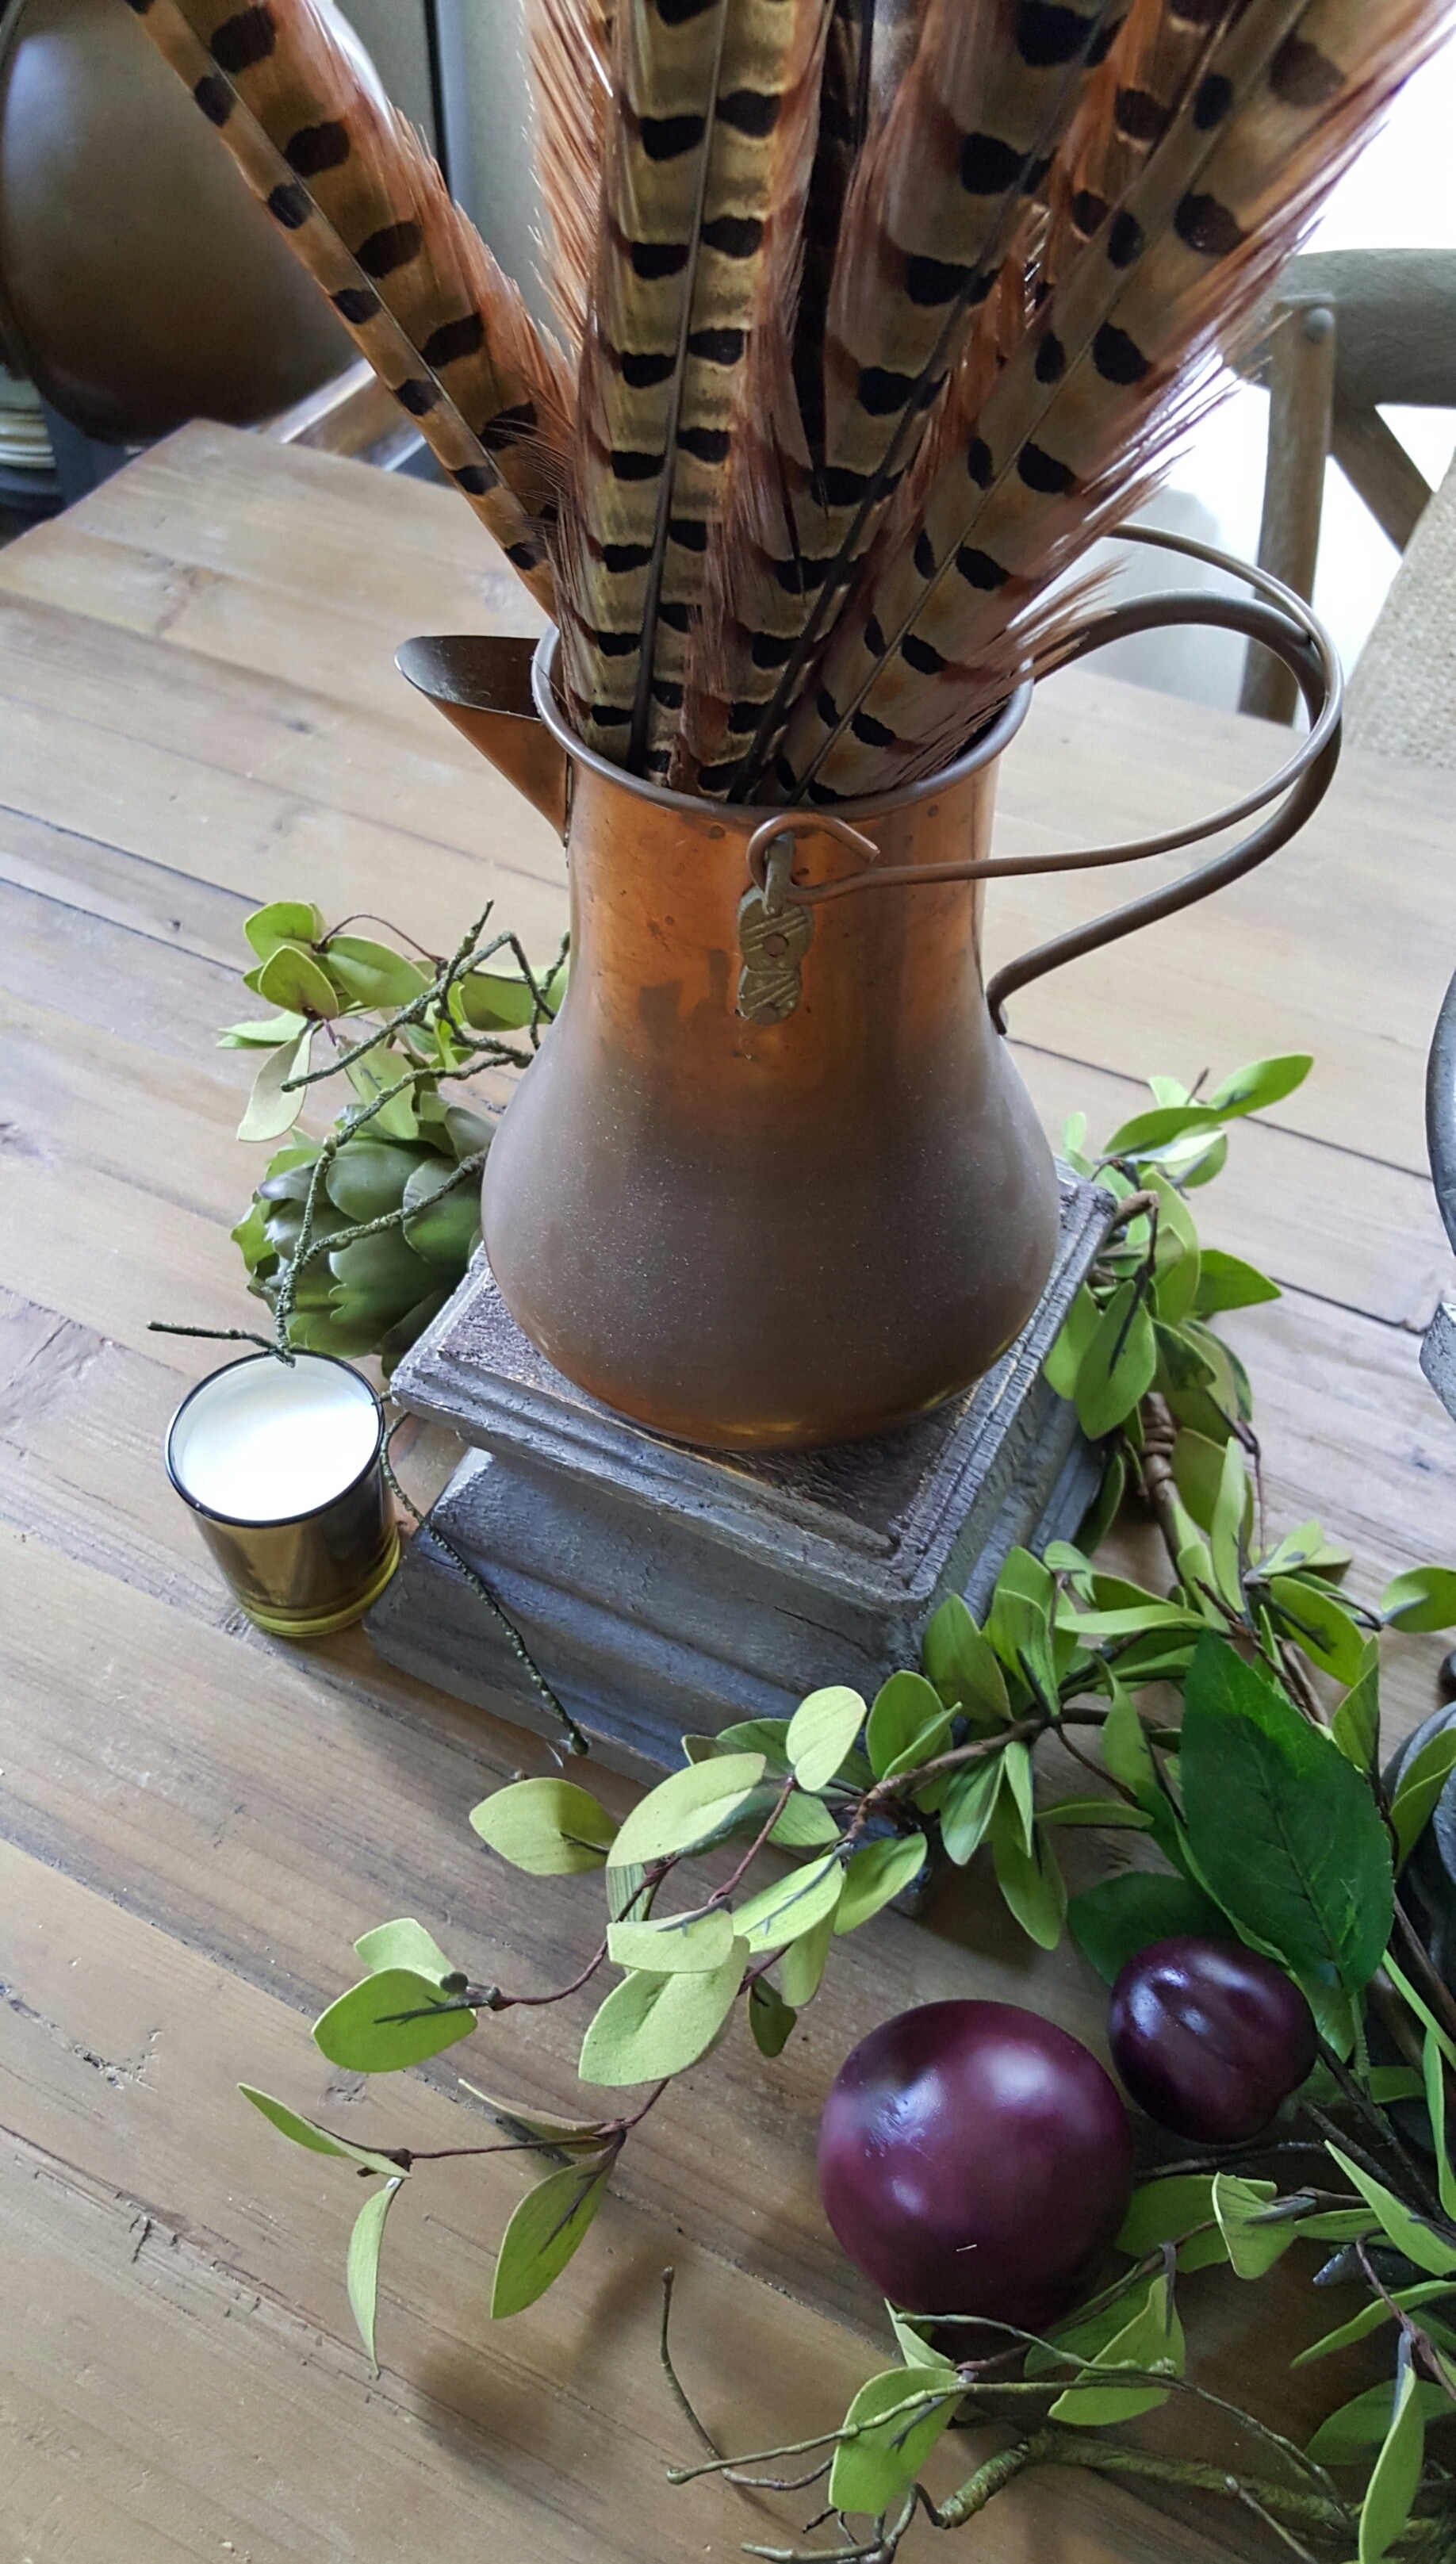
[{"left": 396, "top": 634, "right": 568, "bottom": 834}]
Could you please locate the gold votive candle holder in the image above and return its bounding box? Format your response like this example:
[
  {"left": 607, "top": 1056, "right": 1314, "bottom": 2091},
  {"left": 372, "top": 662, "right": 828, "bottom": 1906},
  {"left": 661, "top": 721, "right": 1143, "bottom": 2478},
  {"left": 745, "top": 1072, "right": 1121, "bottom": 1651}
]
[{"left": 166, "top": 1350, "right": 399, "bottom": 1636}]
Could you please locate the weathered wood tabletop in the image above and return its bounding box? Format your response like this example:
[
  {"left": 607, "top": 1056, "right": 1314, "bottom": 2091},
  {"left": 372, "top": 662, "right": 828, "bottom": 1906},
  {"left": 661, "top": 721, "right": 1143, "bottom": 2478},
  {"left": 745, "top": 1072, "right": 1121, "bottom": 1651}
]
[{"left": 3, "top": 421, "right": 1454, "bottom": 2564}]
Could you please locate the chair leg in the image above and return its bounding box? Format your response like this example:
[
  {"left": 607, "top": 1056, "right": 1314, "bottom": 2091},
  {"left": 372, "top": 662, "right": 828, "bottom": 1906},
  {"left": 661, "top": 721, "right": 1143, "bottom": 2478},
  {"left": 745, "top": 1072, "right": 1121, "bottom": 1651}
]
[{"left": 1240, "top": 303, "right": 1337, "bottom": 723}]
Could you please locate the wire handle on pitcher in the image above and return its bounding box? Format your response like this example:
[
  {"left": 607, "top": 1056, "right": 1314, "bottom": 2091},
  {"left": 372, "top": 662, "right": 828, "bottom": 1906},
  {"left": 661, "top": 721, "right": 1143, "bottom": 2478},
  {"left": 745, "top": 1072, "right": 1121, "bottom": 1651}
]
[{"left": 740, "top": 530, "right": 1343, "bottom": 1033}]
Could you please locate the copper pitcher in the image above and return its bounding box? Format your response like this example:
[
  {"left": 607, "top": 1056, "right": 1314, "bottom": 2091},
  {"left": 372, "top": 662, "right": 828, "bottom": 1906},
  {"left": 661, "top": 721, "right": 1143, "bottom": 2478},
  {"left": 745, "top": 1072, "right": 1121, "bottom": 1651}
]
[{"left": 400, "top": 530, "right": 1341, "bottom": 1453}]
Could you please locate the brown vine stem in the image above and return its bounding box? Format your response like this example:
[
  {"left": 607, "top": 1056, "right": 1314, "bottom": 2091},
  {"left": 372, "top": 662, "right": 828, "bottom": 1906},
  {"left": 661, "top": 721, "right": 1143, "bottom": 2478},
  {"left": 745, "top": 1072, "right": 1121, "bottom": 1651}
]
[{"left": 1394, "top": 1895, "right": 1456, "bottom": 2052}]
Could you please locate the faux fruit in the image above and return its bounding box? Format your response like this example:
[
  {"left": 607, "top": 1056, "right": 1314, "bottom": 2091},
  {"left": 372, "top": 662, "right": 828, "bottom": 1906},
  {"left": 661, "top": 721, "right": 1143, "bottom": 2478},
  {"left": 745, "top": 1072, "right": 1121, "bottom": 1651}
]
[
  {"left": 818, "top": 1999, "right": 1133, "bottom": 2325},
  {"left": 1108, "top": 1935, "right": 1317, "bottom": 2144}
]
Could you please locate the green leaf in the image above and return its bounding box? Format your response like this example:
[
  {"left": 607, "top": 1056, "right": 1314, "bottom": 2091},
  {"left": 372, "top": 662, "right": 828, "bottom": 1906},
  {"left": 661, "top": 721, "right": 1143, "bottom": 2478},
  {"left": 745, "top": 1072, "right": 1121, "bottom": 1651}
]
[
  {"left": 238, "top": 1028, "right": 311, "bottom": 1142},
  {"left": 312, "top": 1970, "right": 476, "bottom": 2072},
  {"left": 1044, "top": 1285, "right": 1101, "bottom": 1400},
  {"left": 1040, "top": 1796, "right": 1152, "bottom": 1829},
  {"left": 1067, "top": 1871, "right": 1232, "bottom": 1985},
  {"left": 1148, "top": 1173, "right": 1201, "bottom": 1326},
  {"left": 921, "top": 1594, "right": 1010, "bottom": 1726},
  {"left": 1049, "top": 2272, "right": 1185, "bottom": 2427},
  {"left": 578, "top": 1942, "right": 745, "bottom": 2085},
  {"left": 771, "top": 1794, "right": 842, "bottom": 1849},
  {"left": 887, "top": 2308, "right": 957, "bottom": 2374},
  {"left": 1203, "top": 1054, "right": 1312, "bottom": 1117},
  {"left": 1178, "top": 1636, "right": 1393, "bottom": 1993},
  {"left": 1077, "top": 1449, "right": 1127, "bottom": 1554},
  {"left": 1075, "top": 1283, "right": 1157, "bottom": 1441},
  {"left": 1307, "top": 2379, "right": 1451, "bottom": 2464},
  {"left": 354, "top": 1918, "right": 458, "bottom": 1984},
  {"left": 324, "top": 1140, "right": 422, "bottom": 1222},
  {"left": 940, "top": 1757, "right": 1003, "bottom": 1865},
  {"left": 347, "top": 2176, "right": 404, "bottom": 2367},
  {"left": 218, "top": 1009, "right": 308, "bottom": 1050},
  {"left": 990, "top": 1802, "right": 1066, "bottom": 1950},
  {"left": 1061, "top": 1110, "right": 1091, "bottom": 1175},
  {"left": 684, "top": 1719, "right": 792, "bottom": 1771},
  {"left": 1366, "top": 2066, "right": 1427, "bottom": 2106},
  {"left": 866, "top": 1671, "right": 951, "bottom": 1780},
  {"left": 1211, "top": 2174, "right": 1292, "bottom": 2278},
  {"left": 255, "top": 940, "right": 340, "bottom": 1018},
  {"left": 455, "top": 964, "right": 560, "bottom": 1033},
  {"left": 778, "top": 1907, "right": 837, "bottom": 2006},
  {"left": 749, "top": 1977, "right": 797, "bottom": 2058},
  {"left": 1204, "top": 1436, "right": 1249, "bottom": 1615},
  {"left": 987, "top": 1546, "right": 1059, "bottom": 1710},
  {"left": 1194, "top": 1249, "right": 1281, "bottom": 1314},
  {"left": 1265, "top": 1573, "right": 1366, "bottom": 1685},
  {"left": 1293, "top": 2281, "right": 1456, "bottom": 2367},
  {"left": 605, "top": 1861, "right": 647, "bottom": 1922},
  {"left": 605, "top": 1908, "right": 737, "bottom": 1973},
  {"left": 1099, "top": 1685, "right": 1163, "bottom": 1815},
  {"left": 1102, "top": 1102, "right": 1224, "bottom": 1158},
  {"left": 609, "top": 1754, "right": 767, "bottom": 1868},
  {"left": 1332, "top": 1642, "right": 1381, "bottom": 1773},
  {"left": 1359, "top": 2361, "right": 1425, "bottom": 2561},
  {"left": 490, "top": 2156, "right": 611, "bottom": 2317},
  {"left": 827, "top": 2371, "right": 956, "bottom": 2514},
  {"left": 1391, "top": 1727, "right": 1456, "bottom": 1866},
  {"left": 244, "top": 899, "right": 324, "bottom": 962},
  {"left": 1385, "top": 1955, "right": 1456, "bottom": 2075},
  {"left": 787, "top": 1686, "right": 867, "bottom": 1792},
  {"left": 469, "top": 1778, "right": 618, "bottom": 1876},
  {"left": 834, "top": 1834, "right": 927, "bottom": 1934},
  {"left": 999, "top": 1737, "right": 1035, "bottom": 1853},
  {"left": 1117, "top": 2175, "right": 1228, "bottom": 2273},
  {"left": 1262, "top": 1519, "right": 1354, "bottom": 1580},
  {"left": 402, "top": 1161, "right": 481, "bottom": 1267},
  {"left": 1380, "top": 1567, "right": 1456, "bottom": 1633},
  {"left": 344, "top": 1049, "right": 418, "bottom": 1141},
  {"left": 1327, "top": 2144, "right": 1456, "bottom": 2277},
  {"left": 733, "top": 1852, "right": 845, "bottom": 1954},
  {"left": 238, "top": 2085, "right": 402, "bottom": 2177},
  {"left": 457, "top": 2081, "right": 610, "bottom": 2157},
  {"left": 1424, "top": 2029, "right": 1456, "bottom": 2222},
  {"left": 322, "top": 936, "right": 431, "bottom": 1012}
]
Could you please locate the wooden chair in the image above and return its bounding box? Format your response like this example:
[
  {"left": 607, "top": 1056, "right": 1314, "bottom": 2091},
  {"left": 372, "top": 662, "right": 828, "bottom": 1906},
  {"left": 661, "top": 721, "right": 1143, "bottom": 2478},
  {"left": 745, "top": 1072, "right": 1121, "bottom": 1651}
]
[{"left": 1236, "top": 247, "right": 1456, "bottom": 725}]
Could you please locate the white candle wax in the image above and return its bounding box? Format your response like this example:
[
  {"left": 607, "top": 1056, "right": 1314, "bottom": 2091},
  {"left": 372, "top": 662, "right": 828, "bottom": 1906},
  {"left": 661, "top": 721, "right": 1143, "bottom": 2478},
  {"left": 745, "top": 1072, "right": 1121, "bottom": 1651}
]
[{"left": 169, "top": 1355, "right": 381, "bottom": 1523}]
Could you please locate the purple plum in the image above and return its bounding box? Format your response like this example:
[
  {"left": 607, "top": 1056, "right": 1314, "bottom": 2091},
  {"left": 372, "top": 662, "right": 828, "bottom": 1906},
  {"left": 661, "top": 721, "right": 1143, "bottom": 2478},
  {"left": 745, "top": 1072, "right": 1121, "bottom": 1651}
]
[{"left": 1109, "top": 1935, "right": 1318, "bottom": 2143}]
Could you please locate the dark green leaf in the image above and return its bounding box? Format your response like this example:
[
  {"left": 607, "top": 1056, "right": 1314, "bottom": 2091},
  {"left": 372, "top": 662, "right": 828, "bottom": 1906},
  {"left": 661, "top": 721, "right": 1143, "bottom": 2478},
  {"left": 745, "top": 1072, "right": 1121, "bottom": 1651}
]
[
  {"left": 401, "top": 1162, "right": 481, "bottom": 1267},
  {"left": 1178, "top": 1637, "right": 1393, "bottom": 1993},
  {"left": 1293, "top": 2282, "right": 1456, "bottom": 2367},
  {"left": 987, "top": 1546, "right": 1059, "bottom": 1709},
  {"left": 749, "top": 1977, "right": 797, "bottom": 2057},
  {"left": 1331, "top": 1642, "right": 1381, "bottom": 1773},
  {"left": 312, "top": 1969, "right": 476, "bottom": 2072},
  {"left": 1044, "top": 1285, "right": 1101, "bottom": 1400},
  {"left": 329, "top": 1228, "right": 432, "bottom": 1303},
  {"left": 347, "top": 2176, "right": 404, "bottom": 2366},
  {"left": 324, "top": 1140, "right": 422, "bottom": 1221},
  {"left": 491, "top": 2156, "right": 611, "bottom": 2317},
  {"left": 1068, "top": 1871, "right": 1232, "bottom": 1985},
  {"left": 1076, "top": 1449, "right": 1127, "bottom": 1554},
  {"left": 778, "top": 1907, "right": 836, "bottom": 2005},
  {"left": 1148, "top": 1172, "right": 1201, "bottom": 1326},
  {"left": 1075, "top": 1284, "right": 1156, "bottom": 1439}
]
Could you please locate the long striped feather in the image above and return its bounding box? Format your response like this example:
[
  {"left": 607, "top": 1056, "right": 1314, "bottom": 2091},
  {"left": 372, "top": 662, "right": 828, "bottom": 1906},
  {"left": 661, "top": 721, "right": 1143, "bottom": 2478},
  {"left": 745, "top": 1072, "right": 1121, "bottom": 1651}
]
[
  {"left": 780, "top": 0, "right": 1453, "bottom": 797},
  {"left": 126, "top": 0, "right": 561, "bottom": 607},
  {"left": 528, "top": 0, "right": 614, "bottom": 351},
  {"left": 696, "top": 0, "right": 1121, "bottom": 797}
]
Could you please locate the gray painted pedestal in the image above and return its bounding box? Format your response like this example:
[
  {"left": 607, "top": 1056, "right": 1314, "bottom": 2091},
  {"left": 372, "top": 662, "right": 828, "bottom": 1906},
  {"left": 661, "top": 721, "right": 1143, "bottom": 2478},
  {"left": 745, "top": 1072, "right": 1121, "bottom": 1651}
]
[{"left": 369, "top": 1168, "right": 1113, "bottom": 1778}]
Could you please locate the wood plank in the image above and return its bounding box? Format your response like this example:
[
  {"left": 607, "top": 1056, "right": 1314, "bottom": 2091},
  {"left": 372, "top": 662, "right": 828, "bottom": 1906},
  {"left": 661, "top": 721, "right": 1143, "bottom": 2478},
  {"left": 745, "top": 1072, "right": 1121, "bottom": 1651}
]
[{"left": 2, "top": 1838, "right": 1244, "bottom": 2564}]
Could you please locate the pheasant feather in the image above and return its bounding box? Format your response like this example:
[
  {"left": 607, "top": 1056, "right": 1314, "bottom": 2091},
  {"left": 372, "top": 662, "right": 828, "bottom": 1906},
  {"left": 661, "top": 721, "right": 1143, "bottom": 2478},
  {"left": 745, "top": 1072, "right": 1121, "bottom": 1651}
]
[
  {"left": 529, "top": 0, "right": 614, "bottom": 351},
  {"left": 126, "top": 0, "right": 563, "bottom": 607},
  {"left": 781, "top": 0, "right": 1454, "bottom": 796}
]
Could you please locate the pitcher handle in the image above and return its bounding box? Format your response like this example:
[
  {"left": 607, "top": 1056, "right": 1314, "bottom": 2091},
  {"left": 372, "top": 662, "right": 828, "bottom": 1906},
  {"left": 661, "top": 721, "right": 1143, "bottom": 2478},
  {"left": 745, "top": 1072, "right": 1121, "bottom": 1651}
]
[{"left": 745, "top": 531, "right": 1342, "bottom": 1035}]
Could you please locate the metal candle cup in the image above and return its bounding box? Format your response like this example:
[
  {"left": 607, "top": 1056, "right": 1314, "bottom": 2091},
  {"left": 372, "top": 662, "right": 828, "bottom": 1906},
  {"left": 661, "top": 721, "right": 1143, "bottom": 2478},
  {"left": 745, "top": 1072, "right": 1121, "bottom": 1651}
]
[{"left": 165, "top": 1351, "right": 398, "bottom": 1635}]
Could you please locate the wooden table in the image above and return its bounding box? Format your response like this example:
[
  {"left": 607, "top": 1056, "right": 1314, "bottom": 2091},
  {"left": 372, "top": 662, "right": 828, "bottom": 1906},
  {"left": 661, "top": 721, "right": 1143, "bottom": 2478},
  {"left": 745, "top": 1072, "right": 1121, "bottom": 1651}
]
[{"left": 2, "top": 421, "right": 1454, "bottom": 2564}]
